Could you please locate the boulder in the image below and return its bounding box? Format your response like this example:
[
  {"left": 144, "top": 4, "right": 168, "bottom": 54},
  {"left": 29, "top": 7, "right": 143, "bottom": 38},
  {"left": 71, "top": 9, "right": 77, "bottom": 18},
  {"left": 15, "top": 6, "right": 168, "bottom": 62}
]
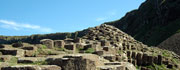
[
  {"left": 47, "top": 57, "right": 96, "bottom": 70},
  {"left": 54, "top": 40, "right": 65, "bottom": 48},
  {"left": 24, "top": 50, "right": 36, "bottom": 57},
  {"left": 40, "top": 39, "right": 54, "bottom": 49}
]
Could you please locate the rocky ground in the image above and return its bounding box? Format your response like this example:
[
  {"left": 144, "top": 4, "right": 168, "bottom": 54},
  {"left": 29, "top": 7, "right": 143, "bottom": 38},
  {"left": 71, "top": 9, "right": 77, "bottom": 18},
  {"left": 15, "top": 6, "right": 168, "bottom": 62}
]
[{"left": 0, "top": 24, "right": 180, "bottom": 70}]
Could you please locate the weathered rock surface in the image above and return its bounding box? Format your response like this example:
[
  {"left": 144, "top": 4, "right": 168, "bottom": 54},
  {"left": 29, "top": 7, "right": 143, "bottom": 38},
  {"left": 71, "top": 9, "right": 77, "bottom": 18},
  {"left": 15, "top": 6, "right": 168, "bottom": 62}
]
[{"left": 1, "top": 65, "right": 61, "bottom": 70}]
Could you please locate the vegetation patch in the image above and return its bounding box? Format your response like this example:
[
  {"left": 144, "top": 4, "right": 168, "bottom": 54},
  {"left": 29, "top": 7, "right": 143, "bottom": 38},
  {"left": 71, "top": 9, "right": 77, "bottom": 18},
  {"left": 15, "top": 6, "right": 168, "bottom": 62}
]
[{"left": 85, "top": 48, "right": 95, "bottom": 53}]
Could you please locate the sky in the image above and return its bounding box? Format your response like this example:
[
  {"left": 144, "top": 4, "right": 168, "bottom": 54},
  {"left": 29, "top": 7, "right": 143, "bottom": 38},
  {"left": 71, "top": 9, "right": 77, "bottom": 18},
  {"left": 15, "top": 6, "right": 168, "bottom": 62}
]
[{"left": 0, "top": 0, "right": 145, "bottom": 36}]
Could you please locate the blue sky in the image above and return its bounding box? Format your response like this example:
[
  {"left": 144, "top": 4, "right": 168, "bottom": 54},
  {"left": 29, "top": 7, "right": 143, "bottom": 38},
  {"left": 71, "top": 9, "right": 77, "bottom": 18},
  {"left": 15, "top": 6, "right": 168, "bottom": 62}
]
[{"left": 0, "top": 0, "right": 145, "bottom": 36}]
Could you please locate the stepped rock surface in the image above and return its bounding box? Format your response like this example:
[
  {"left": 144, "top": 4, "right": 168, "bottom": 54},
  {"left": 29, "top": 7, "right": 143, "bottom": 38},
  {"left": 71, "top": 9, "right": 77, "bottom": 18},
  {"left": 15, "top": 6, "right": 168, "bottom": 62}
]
[{"left": 0, "top": 24, "right": 180, "bottom": 70}]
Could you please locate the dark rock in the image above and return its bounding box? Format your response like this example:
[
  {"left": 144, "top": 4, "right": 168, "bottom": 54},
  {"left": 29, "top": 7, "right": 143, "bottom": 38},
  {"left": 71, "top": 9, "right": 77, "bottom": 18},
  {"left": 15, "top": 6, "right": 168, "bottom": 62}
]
[
  {"left": 22, "top": 46, "right": 37, "bottom": 50},
  {"left": 147, "top": 56, "right": 154, "bottom": 65},
  {"left": 132, "top": 60, "right": 137, "bottom": 66},
  {"left": 131, "top": 52, "right": 137, "bottom": 59},
  {"left": 103, "top": 47, "right": 109, "bottom": 51},
  {"left": 54, "top": 40, "right": 65, "bottom": 48},
  {"left": 167, "top": 64, "right": 173, "bottom": 69},
  {"left": 142, "top": 53, "right": 148, "bottom": 66},
  {"left": 101, "top": 40, "right": 110, "bottom": 46},
  {"left": 12, "top": 42, "right": 23, "bottom": 48},
  {"left": 157, "top": 55, "right": 162, "bottom": 65},
  {"left": 0, "top": 44, "right": 5, "bottom": 48},
  {"left": 0, "top": 49, "right": 17, "bottom": 55},
  {"left": 136, "top": 52, "right": 143, "bottom": 66},
  {"left": 103, "top": 55, "right": 116, "bottom": 62},
  {"left": 64, "top": 44, "right": 76, "bottom": 50},
  {"left": 127, "top": 51, "right": 132, "bottom": 58},
  {"left": 93, "top": 51, "right": 104, "bottom": 56}
]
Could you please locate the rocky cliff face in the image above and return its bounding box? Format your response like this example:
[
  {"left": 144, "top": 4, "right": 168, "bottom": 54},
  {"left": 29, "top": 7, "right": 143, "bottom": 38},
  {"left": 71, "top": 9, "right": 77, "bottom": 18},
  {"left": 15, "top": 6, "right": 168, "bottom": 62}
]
[
  {"left": 158, "top": 33, "right": 180, "bottom": 55},
  {"left": 106, "top": 0, "right": 180, "bottom": 46}
]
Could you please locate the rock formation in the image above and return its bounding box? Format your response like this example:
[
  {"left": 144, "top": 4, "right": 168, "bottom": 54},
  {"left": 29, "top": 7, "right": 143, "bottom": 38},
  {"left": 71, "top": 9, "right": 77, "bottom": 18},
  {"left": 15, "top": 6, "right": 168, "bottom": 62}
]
[{"left": 0, "top": 24, "right": 179, "bottom": 70}]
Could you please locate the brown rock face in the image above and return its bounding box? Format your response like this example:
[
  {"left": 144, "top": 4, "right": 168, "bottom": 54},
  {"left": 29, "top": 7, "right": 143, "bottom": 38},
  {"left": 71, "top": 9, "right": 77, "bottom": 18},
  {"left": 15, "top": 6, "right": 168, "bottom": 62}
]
[
  {"left": 47, "top": 57, "right": 96, "bottom": 70},
  {"left": 1, "top": 65, "right": 61, "bottom": 70},
  {"left": 54, "top": 40, "right": 65, "bottom": 48},
  {"left": 40, "top": 39, "right": 54, "bottom": 49}
]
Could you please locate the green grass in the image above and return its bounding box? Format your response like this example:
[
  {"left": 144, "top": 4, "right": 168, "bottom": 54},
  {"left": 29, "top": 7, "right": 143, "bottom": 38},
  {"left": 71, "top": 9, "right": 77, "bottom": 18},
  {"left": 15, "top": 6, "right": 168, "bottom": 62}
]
[
  {"left": 85, "top": 48, "right": 95, "bottom": 53},
  {"left": 8, "top": 57, "right": 18, "bottom": 66},
  {"left": 41, "top": 45, "right": 47, "bottom": 49},
  {"left": 32, "top": 61, "right": 48, "bottom": 65},
  {"left": 162, "top": 50, "right": 171, "bottom": 57},
  {"left": 0, "top": 59, "right": 3, "bottom": 62},
  {"left": 56, "top": 47, "right": 65, "bottom": 51},
  {"left": 18, "top": 61, "right": 48, "bottom": 65}
]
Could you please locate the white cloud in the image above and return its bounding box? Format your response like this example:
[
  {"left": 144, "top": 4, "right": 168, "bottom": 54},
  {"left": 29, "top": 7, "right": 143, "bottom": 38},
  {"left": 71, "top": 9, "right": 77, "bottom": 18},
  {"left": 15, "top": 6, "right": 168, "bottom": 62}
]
[{"left": 0, "top": 19, "right": 52, "bottom": 32}]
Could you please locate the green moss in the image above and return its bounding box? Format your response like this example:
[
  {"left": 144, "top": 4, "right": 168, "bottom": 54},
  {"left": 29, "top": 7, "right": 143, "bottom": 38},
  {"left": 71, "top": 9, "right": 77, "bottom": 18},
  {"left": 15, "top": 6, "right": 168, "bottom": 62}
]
[
  {"left": 8, "top": 57, "right": 18, "bottom": 66},
  {"left": 0, "top": 59, "right": 3, "bottom": 62},
  {"left": 32, "top": 61, "right": 48, "bottom": 65},
  {"left": 56, "top": 47, "right": 65, "bottom": 51},
  {"left": 161, "top": 50, "right": 172, "bottom": 57},
  {"left": 19, "top": 61, "right": 48, "bottom": 65},
  {"left": 47, "top": 51, "right": 52, "bottom": 55},
  {"left": 41, "top": 45, "right": 47, "bottom": 49},
  {"left": 85, "top": 48, "right": 95, "bottom": 53}
]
